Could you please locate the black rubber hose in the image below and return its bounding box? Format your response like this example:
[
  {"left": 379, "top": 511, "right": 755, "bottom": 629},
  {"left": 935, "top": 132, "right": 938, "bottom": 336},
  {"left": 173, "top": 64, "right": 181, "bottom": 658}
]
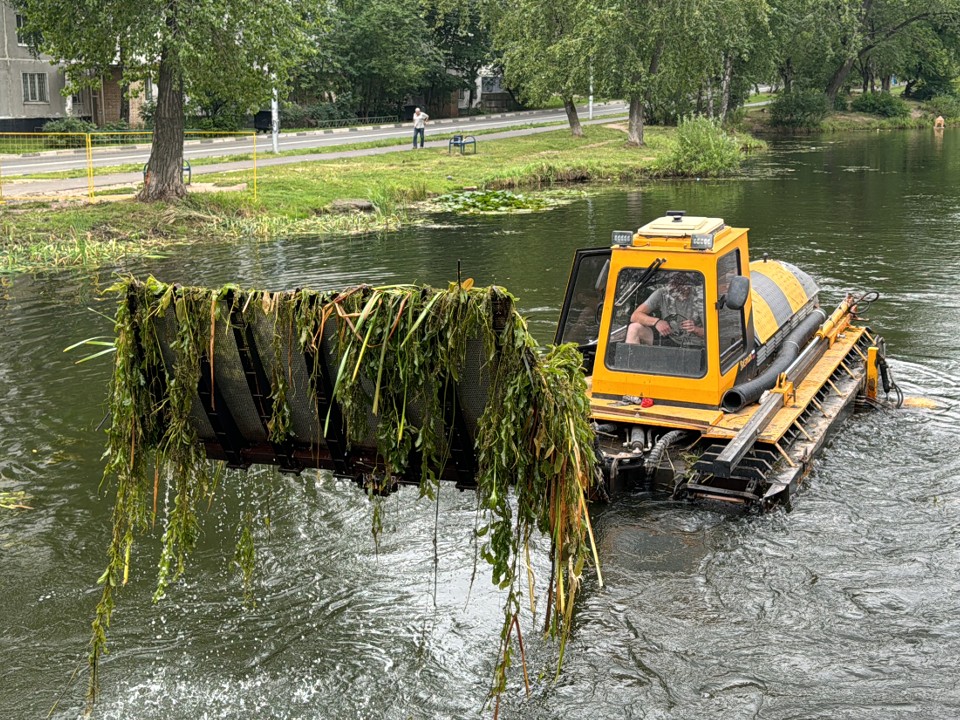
[
  {"left": 721, "top": 309, "right": 826, "bottom": 413},
  {"left": 879, "top": 357, "right": 891, "bottom": 394},
  {"left": 644, "top": 430, "right": 687, "bottom": 475}
]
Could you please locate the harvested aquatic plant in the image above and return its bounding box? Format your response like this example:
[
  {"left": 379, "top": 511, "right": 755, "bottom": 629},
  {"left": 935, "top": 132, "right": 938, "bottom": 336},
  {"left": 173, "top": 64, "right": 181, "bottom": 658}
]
[
  {"left": 88, "top": 276, "right": 601, "bottom": 709},
  {"left": 0, "top": 490, "right": 32, "bottom": 510}
]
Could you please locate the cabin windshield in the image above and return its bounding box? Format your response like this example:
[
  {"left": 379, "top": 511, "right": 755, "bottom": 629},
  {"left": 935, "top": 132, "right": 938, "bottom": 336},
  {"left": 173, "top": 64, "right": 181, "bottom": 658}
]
[{"left": 604, "top": 267, "right": 707, "bottom": 378}]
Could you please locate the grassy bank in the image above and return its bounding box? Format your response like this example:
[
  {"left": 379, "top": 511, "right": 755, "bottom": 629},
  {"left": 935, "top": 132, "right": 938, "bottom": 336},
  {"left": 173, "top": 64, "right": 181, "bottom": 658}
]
[
  {"left": 1, "top": 123, "right": 761, "bottom": 274},
  {"left": 742, "top": 91, "right": 938, "bottom": 133}
]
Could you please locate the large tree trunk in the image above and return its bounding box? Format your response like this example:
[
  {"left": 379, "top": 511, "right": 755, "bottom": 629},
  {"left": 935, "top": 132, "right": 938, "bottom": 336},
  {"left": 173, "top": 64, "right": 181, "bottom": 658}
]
[
  {"left": 139, "top": 47, "right": 186, "bottom": 202},
  {"left": 825, "top": 55, "right": 857, "bottom": 104},
  {"left": 627, "top": 95, "right": 644, "bottom": 146},
  {"left": 719, "top": 54, "right": 734, "bottom": 123},
  {"left": 779, "top": 58, "right": 793, "bottom": 94},
  {"left": 563, "top": 97, "right": 583, "bottom": 137}
]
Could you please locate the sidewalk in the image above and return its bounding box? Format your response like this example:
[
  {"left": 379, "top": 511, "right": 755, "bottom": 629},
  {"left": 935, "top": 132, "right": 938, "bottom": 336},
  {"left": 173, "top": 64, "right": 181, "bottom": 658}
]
[{"left": 1, "top": 111, "right": 628, "bottom": 199}]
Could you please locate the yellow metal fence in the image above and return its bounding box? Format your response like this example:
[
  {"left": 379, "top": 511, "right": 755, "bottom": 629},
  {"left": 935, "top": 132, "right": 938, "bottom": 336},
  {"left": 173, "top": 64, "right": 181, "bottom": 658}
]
[{"left": 0, "top": 130, "right": 259, "bottom": 202}]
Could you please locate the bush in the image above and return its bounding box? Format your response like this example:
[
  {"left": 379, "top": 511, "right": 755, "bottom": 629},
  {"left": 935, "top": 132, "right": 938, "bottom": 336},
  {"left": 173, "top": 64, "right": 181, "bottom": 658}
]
[
  {"left": 850, "top": 92, "right": 909, "bottom": 118},
  {"left": 95, "top": 120, "right": 138, "bottom": 145},
  {"left": 280, "top": 95, "right": 360, "bottom": 129},
  {"left": 905, "top": 78, "right": 954, "bottom": 102},
  {"left": 924, "top": 94, "right": 960, "bottom": 120},
  {"left": 652, "top": 116, "right": 741, "bottom": 177},
  {"left": 768, "top": 90, "right": 830, "bottom": 129},
  {"left": 40, "top": 117, "right": 96, "bottom": 148},
  {"left": 833, "top": 94, "right": 849, "bottom": 111},
  {"left": 184, "top": 102, "right": 248, "bottom": 131}
]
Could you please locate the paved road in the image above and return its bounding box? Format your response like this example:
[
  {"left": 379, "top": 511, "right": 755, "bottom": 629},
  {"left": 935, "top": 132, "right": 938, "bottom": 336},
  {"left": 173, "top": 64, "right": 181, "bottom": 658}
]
[{"left": 0, "top": 102, "right": 628, "bottom": 198}]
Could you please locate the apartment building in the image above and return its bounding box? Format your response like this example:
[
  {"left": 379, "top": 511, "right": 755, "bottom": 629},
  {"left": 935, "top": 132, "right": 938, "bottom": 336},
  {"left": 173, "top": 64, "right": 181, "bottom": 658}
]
[{"left": 0, "top": 1, "right": 78, "bottom": 131}]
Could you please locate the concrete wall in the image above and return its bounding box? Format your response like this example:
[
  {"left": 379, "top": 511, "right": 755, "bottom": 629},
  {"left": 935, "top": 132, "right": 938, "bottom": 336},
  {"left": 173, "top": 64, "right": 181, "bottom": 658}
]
[{"left": 0, "top": 1, "right": 70, "bottom": 128}]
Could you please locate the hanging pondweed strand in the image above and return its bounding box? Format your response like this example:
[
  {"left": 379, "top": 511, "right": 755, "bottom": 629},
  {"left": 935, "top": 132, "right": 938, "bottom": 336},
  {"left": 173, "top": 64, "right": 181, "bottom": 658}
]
[{"left": 88, "top": 276, "right": 602, "bottom": 710}]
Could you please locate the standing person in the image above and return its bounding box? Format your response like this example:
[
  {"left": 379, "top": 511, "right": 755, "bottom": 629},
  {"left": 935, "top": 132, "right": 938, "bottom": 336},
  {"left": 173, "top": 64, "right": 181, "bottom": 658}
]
[{"left": 412, "top": 107, "right": 429, "bottom": 148}]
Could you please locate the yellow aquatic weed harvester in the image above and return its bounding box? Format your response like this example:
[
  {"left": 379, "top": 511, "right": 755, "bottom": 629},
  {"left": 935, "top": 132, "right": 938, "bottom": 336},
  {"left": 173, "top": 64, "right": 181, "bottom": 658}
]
[
  {"left": 124, "top": 212, "right": 900, "bottom": 512},
  {"left": 556, "top": 211, "right": 900, "bottom": 508}
]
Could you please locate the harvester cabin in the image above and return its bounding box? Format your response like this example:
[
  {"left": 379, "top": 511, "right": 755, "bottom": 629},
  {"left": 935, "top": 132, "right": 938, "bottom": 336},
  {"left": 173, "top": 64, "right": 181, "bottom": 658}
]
[{"left": 558, "top": 213, "right": 755, "bottom": 409}]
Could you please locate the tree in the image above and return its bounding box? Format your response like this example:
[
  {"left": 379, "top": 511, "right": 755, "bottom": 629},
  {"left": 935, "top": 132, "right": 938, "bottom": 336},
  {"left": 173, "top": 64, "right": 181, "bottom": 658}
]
[
  {"left": 17, "top": 0, "right": 315, "bottom": 202},
  {"left": 427, "top": 2, "right": 492, "bottom": 110},
  {"left": 768, "top": 0, "right": 960, "bottom": 102},
  {"left": 585, "top": 0, "right": 677, "bottom": 145},
  {"left": 897, "top": 24, "right": 960, "bottom": 98},
  {"left": 491, "top": 0, "right": 590, "bottom": 136},
  {"left": 324, "top": 0, "right": 442, "bottom": 118}
]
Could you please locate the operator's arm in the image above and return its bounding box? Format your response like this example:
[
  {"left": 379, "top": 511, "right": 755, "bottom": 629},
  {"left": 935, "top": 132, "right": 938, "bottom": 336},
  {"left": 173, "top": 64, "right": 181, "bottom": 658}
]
[
  {"left": 630, "top": 295, "right": 672, "bottom": 336},
  {"left": 629, "top": 302, "right": 659, "bottom": 327}
]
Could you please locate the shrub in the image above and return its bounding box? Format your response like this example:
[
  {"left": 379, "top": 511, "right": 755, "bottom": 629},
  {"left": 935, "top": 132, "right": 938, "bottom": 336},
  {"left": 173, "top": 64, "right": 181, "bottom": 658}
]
[
  {"left": 924, "top": 94, "right": 960, "bottom": 120},
  {"left": 850, "top": 92, "right": 909, "bottom": 118},
  {"left": 905, "top": 78, "right": 954, "bottom": 101},
  {"left": 833, "top": 94, "right": 849, "bottom": 111},
  {"left": 652, "top": 116, "right": 741, "bottom": 177},
  {"left": 95, "top": 120, "right": 138, "bottom": 145},
  {"left": 40, "top": 117, "right": 96, "bottom": 148},
  {"left": 768, "top": 90, "right": 830, "bottom": 129},
  {"left": 280, "top": 95, "right": 360, "bottom": 129},
  {"left": 279, "top": 101, "right": 310, "bottom": 128}
]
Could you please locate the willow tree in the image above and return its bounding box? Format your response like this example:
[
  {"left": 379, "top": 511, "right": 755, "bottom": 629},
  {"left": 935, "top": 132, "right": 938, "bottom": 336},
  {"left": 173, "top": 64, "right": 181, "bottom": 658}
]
[
  {"left": 17, "top": 0, "right": 315, "bottom": 202},
  {"left": 579, "top": 0, "right": 678, "bottom": 145},
  {"left": 820, "top": 0, "right": 960, "bottom": 102},
  {"left": 490, "top": 0, "right": 590, "bottom": 136}
]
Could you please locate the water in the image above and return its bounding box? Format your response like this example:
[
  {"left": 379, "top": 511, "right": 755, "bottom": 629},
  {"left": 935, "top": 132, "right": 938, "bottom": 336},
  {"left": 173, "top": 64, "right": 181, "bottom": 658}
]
[{"left": 3, "top": 130, "right": 960, "bottom": 719}]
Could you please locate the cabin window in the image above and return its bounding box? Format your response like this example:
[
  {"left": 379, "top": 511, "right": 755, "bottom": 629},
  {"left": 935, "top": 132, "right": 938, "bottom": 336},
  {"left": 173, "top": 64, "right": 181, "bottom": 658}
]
[
  {"left": 604, "top": 267, "right": 707, "bottom": 378},
  {"left": 718, "top": 250, "right": 747, "bottom": 372},
  {"left": 555, "top": 249, "right": 610, "bottom": 347}
]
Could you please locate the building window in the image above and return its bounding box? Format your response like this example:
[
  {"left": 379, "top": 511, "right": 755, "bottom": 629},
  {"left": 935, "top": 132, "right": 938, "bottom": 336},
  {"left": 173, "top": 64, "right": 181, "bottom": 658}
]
[
  {"left": 22, "top": 73, "right": 49, "bottom": 103},
  {"left": 16, "top": 14, "right": 28, "bottom": 46}
]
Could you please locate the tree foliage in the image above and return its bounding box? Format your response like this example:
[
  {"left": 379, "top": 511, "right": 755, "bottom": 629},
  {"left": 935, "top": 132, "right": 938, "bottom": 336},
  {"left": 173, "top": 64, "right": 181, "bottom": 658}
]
[
  {"left": 489, "top": 0, "right": 590, "bottom": 135},
  {"left": 17, "top": 0, "right": 316, "bottom": 201}
]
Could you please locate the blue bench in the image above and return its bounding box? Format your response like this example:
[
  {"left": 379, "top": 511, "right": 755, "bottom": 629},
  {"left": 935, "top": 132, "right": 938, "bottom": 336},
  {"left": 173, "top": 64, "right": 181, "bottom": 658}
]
[{"left": 448, "top": 135, "right": 477, "bottom": 155}]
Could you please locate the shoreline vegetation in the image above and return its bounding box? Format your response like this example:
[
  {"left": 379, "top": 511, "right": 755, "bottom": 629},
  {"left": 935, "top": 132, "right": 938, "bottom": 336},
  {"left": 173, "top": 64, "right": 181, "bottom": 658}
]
[
  {"left": 0, "top": 124, "right": 701, "bottom": 274},
  {"left": 0, "top": 100, "right": 942, "bottom": 275}
]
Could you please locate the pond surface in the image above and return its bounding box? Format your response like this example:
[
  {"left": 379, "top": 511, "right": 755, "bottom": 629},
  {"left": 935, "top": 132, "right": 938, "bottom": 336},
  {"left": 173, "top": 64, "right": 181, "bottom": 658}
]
[{"left": 3, "top": 130, "right": 960, "bottom": 719}]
